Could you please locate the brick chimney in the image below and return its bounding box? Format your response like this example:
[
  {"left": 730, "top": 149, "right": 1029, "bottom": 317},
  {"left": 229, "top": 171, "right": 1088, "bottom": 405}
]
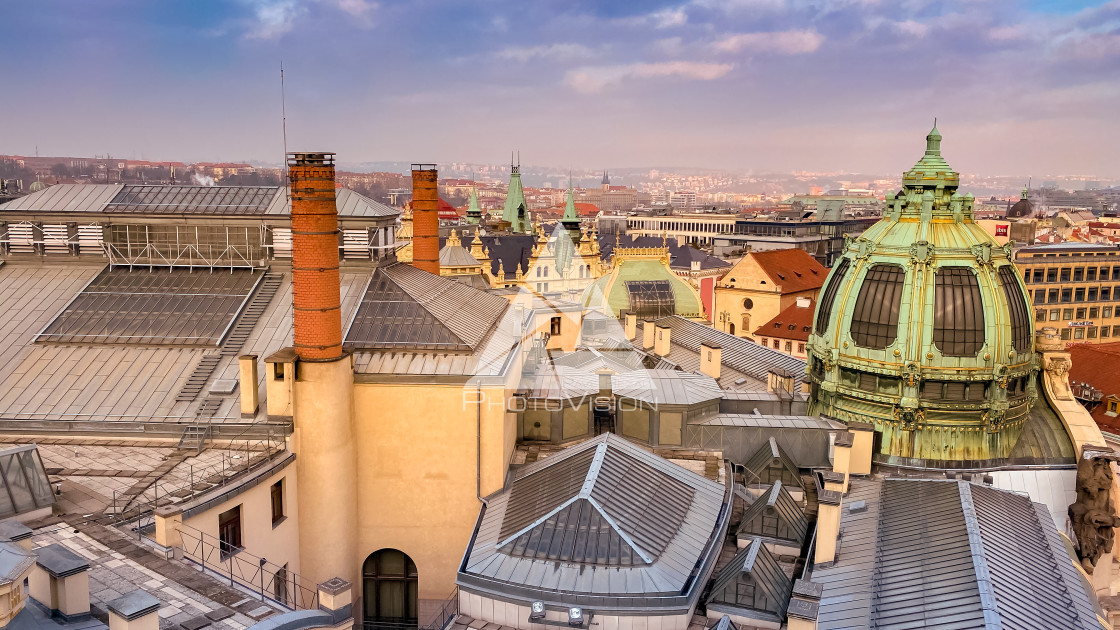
[
  {"left": 411, "top": 164, "right": 440, "bottom": 275},
  {"left": 288, "top": 152, "right": 343, "bottom": 361}
]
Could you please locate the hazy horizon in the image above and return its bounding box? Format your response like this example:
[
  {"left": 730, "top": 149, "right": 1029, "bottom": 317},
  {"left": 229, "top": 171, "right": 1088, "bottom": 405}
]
[{"left": 4, "top": 0, "right": 1119, "bottom": 179}]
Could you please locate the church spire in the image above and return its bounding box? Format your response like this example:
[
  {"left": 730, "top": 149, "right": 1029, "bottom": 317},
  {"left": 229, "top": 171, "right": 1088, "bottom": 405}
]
[
  {"left": 466, "top": 186, "right": 482, "bottom": 225},
  {"left": 561, "top": 171, "right": 580, "bottom": 231}
]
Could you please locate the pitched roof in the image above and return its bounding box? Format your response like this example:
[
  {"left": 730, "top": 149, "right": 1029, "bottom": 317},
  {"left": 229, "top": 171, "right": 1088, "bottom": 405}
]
[
  {"left": 344, "top": 263, "right": 508, "bottom": 351},
  {"left": 598, "top": 235, "right": 731, "bottom": 271},
  {"left": 612, "top": 369, "right": 723, "bottom": 406},
  {"left": 1067, "top": 342, "right": 1120, "bottom": 430},
  {"left": 748, "top": 249, "right": 827, "bottom": 293},
  {"left": 0, "top": 184, "right": 398, "bottom": 218},
  {"left": 458, "top": 433, "right": 730, "bottom": 609},
  {"left": 813, "top": 478, "right": 1105, "bottom": 630},
  {"left": 754, "top": 300, "right": 815, "bottom": 341}
]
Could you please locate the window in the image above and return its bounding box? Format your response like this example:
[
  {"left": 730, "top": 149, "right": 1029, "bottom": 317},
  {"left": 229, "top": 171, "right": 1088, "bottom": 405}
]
[
  {"left": 1061, "top": 288, "right": 1072, "bottom": 303},
  {"left": 363, "top": 550, "right": 418, "bottom": 624},
  {"left": 1089, "top": 327, "right": 1098, "bottom": 339},
  {"left": 797, "top": 343, "right": 805, "bottom": 354},
  {"left": 742, "top": 298, "right": 753, "bottom": 309},
  {"left": 815, "top": 258, "right": 851, "bottom": 335},
  {"left": 1050, "top": 309, "right": 1060, "bottom": 321},
  {"left": 849, "top": 264, "right": 906, "bottom": 349},
  {"left": 1032, "top": 269, "right": 1044, "bottom": 283},
  {"left": 1110, "top": 400, "right": 1118, "bottom": 414},
  {"left": 1063, "top": 308, "right": 1074, "bottom": 319},
  {"left": 218, "top": 506, "right": 242, "bottom": 557},
  {"left": 1048, "top": 289, "right": 1059, "bottom": 303},
  {"left": 1046, "top": 268, "right": 1057, "bottom": 282},
  {"left": 1061, "top": 328, "right": 1072, "bottom": 340},
  {"left": 998, "top": 266, "right": 1032, "bottom": 353},
  {"left": 1076, "top": 308, "right": 1086, "bottom": 319},
  {"left": 1090, "top": 307, "right": 1100, "bottom": 318},
  {"left": 1034, "top": 289, "right": 1046, "bottom": 304},
  {"left": 1074, "top": 327, "right": 1085, "bottom": 339},
  {"left": 773, "top": 339, "right": 779, "bottom": 349},
  {"left": 1090, "top": 287, "right": 1099, "bottom": 301},
  {"left": 273, "top": 363, "right": 284, "bottom": 381},
  {"left": 550, "top": 316, "right": 561, "bottom": 336},
  {"left": 1105, "top": 307, "right": 1113, "bottom": 318},
  {"left": 784, "top": 341, "right": 792, "bottom": 352},
  {"left": 1036, "top": 309, "right": 1046, "bottom": 322},
  {"left": 1105, "top": 287, "right": 1114, "bottom": 301},
  {"left": 273, "top": 565, "right": 288, "bottom": 606},
  {"left": 934, "top": 267, "right": 985, "bottom": 357},
  {"left": 1074, "top": 267, "right": 1084, "bottom": 282},
  {"left": 1104, "top": 327, "right": 1112, "bottom": 338},
  {"left": 1103, "top": 266, "right": 1111, "bottom": 279},
  {"left": 1061, "top": 268, "right": 1071, "bottom": 282},
  {"left": 536, "top": 267, "right": 541, "bottom": 278},
  {"left": 1113, "top": 267, "right": 1120, "bottom": 280},
  {"left": 1088, "top": 267, "right": 1098, "bottom": 281},
  {"left": 1075, "top": 287, "right": 1085, "bottom": 302},
  {"left": 271, "top": 480, "right": 284, "bottom": 525},
  {"left": 543, "top": 267, "right": 549, "bottom": 277}
]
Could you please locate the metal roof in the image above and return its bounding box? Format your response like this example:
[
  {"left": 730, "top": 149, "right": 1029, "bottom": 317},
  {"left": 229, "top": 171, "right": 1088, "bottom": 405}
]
[
  {"left": 643, "top": 317, "right": 807, "bottom": 392},
  {"left": 525, "top": 366, "right": 602, "bottom": 402},
  {"left": 0, "top": 184, "right": 398, "bottom": 218},
  {"left": 344, "top": 263, "right": 508, "bottom": 351},
  {"left": 813, "top": 478, "right": 1106, "bottom": 630},
  {"left": 438, "top": 244, "right": 480, "bottom": 268},
  {"left": 458, "top": 433, "right": 731, "bottom": 612},
  {"left": 611, "top": 369, "right": 723, "bottom": 406},
  {"left": 706, "top": 538, "right": 792, "bottom": 623},
  {"left": 697, "top": 414, "right": 842, "bottom": 430},
  {"left": 0, "top": 542, "right": 35, "bottom": 585},
  {"left": 740, "top": 437, "right": 804, "bottom": 489},
  {"left": 736, "top": 479, "right": 808, "bottom": 546},
  {"left": 37, "top": 267, "right": 261, "bottom": 346}
]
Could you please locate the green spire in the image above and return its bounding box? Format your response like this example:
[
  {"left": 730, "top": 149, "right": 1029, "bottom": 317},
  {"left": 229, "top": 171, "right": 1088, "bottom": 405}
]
[
  {"left": 561, "top": 173, "right": 580, "bottom": 229},
  {"left": 467, "top": 186, "right": 482, "bottom": 225},
  {"left": 501, "top": 163, "right": 531, "bottom": 233}
]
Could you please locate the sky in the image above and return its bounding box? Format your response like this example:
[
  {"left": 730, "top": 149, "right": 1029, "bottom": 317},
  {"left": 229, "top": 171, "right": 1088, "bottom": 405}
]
[{"left": 3, "top": 0, "right": 1119, "bottom": 177}]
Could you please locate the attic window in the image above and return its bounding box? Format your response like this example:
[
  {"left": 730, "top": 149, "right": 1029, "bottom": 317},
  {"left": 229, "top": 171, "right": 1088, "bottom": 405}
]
[
  {"left": 774, "top": 323, "right": 780, "bottom": 328},
  {"left": 788, "top": 324, "right": 796, "bottom": 330}
]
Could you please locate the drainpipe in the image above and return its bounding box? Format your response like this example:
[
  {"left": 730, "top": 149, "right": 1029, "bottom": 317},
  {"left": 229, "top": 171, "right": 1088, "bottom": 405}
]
[{"left": 477, "top": 385, "right": 483, "bottom": 503}]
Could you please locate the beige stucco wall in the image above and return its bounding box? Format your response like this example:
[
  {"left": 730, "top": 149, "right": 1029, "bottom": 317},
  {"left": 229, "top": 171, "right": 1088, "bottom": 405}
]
[
  {"left": 351, "top": 382, "right": 515, "bottom": 608},
  {"left": 179, "top": 462, "right": 301, "bottom": 584},
  {"left": 713, "top": 257, "right": 818, "bottom": 339},
  {"left": 291, "top": 357, "right": 359, "bottom": 588}
]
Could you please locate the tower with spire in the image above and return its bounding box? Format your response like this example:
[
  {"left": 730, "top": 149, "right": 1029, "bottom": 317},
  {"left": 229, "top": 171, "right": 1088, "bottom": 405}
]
[
  {"left": 601, "top": 169, "right": 610, "bottom": 191},
  {"left": 561, "top": 173, "right": 581, "bottom": 233},
  {"left": 501, "top": 154, "right": 531, "bottom": 234},
  {"left": 466, "top": 186, "right": 483, "bottom": 225}
]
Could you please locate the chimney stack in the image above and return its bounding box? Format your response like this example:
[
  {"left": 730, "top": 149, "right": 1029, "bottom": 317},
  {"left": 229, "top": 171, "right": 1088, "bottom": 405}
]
[
  {"left": 288, "top": 152, "right": 343, "bottom": 361},
  {"left": 411, "top": 164, "right": 440, "bottom": 275}
]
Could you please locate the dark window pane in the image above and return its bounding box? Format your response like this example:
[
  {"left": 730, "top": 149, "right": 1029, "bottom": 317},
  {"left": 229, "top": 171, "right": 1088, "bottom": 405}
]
[
  {"left": 849, "top": 264, "right": 905, "bottom": 349},
  {"left": 815, "top": 258, "right": 851, "bottom": 335},
  {"left": 998, "top": 266, "right": 1032, "bottom": 353},
  {"left": 625, "top": 280, "right": 676, "bottom": 318},
  {"left": 935, "top": 267, "right": 985, "bottom": 357}
]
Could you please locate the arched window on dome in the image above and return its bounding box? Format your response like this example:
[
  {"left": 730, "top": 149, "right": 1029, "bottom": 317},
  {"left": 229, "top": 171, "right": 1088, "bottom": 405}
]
[
  {"left": 998, "top": 265, "right": 1032, "bottom": 353},
  {"left": 934, "top": 267, "right": 985, "bottom": 357},
  {"left": 814, "top": 258, "right": 851, "bottom": 335},
  {"left": 849, "top": 264, "right": 905, "bottom": 350}
]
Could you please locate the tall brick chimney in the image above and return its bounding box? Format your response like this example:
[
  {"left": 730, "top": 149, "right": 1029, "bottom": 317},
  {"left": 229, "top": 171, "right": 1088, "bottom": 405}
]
[
  {"left": 411, "top": 164, "right": 440, "bottom": 275},
  {"left": 288, "top": 152, "right": 343, "bottom": 361}
]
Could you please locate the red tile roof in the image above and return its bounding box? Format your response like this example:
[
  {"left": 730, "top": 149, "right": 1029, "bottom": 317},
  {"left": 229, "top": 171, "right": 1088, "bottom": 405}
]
[
  {"left": 750, "top": 249, "right": 827, "bottom": 293},
  {"left": 754, "top": 300, "right": 815, "bottom": 341},
  {"left": 1068, "top": 342, "right": 1120, "bottom": 431}
]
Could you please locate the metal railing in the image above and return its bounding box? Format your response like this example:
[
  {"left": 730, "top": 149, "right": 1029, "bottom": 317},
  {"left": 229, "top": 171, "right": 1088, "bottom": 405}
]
[
  {"left": 178, "top": 523, "right": 318, "bottom": 611},
  {"left": 357, "top": 587, "right": 458, "bottom": 630}
]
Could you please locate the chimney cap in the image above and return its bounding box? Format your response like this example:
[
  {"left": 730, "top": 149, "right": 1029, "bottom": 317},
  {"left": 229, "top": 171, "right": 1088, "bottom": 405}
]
[
  {"left": 287, "top": 152, "right": 335, "bottom": 166},
  {"left": 411, "top": 163, "right": 438, "bottom": 171}
]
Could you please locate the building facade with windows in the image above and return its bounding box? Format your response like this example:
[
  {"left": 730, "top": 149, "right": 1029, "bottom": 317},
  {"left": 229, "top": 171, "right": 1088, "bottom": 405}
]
[{"left": 1016, "top": 243, "right": 1120, "bottom": 345}]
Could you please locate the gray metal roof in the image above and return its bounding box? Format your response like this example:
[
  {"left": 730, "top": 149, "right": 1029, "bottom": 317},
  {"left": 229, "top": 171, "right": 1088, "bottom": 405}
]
[
  {"left": 37, "top": 267, "right": 261, "bottom": 346},
  {"left": 526, "top": 366, "right": 602, "bottom": 402},
  {"left": 706, "top": 538, "right": 792, "bottom": 623},
  {"left": 458, "top": 433, "right": 731, "bottom": 612},
  {"left": 697, "top": 414, "right": 842, "bottom": 430},
  {"left": 0, "top": 184, "right": 398, "bottom": 218},
  {"left": 0, "top": 542, "right": 35, "bottom": 584},
  {"left": 736, "top": 479, "right": 808, "bottom": 546},
  {"left": 611, "top": 369, "right": 723, "bottom": 406},
  {"left": 344, "top": 263, "right": 508, "bottom": 351},
  {"left": 813, "top": 478, "right": 1107, "bottom": 630},
  {"left": 644, "top": 317, "right": 807, "bottom": 392},
  {"left": 439, "top": 244, "right": 480, "bottom": 268},
  {"left": 740, "top": 437, "right": 804, "bottom": 489}
]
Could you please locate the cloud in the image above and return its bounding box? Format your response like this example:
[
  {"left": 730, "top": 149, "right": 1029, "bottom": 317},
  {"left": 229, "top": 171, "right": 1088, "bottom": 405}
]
[
  {"left": 245, "top": 0, "right": 305, "bottom": 39},
  {"left": 495, "top": 43, "right": 595, "bottom": 62},
  {"left": 650, "top": 6, "right": 688, "bottom": 28},
  {"left": 892, "top": 19, "right": 928, "bottom": 38},
  {"left": 713, "top": 29, "right": 824, "bottom": 54},
  {"left": 334, "top": 0, "right": 377, "bottom": 26},
  {"left": 564, "top": 61, "right": 733, "bottom": 92}
]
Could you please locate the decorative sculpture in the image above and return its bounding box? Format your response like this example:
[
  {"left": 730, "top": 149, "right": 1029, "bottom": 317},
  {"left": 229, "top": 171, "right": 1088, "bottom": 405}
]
[{"left": 1069, "top": 447, "right": 1120, "bottom": 573}]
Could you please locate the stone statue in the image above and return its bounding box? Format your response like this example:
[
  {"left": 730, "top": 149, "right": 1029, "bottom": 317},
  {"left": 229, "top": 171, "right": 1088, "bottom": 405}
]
[{"left": 1069, "top": 448, "right": 1120, "bottom": 573}]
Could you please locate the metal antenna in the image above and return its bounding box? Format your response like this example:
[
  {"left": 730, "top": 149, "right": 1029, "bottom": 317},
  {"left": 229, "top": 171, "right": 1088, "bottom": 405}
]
[{"left": 281, "top": 61, "right": 289, "bottom": 183}]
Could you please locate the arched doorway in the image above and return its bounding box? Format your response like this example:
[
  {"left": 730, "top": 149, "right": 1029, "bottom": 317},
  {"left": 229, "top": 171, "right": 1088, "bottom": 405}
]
[{"left": 362, "top": 549, "right": 418, "bottom": 625}]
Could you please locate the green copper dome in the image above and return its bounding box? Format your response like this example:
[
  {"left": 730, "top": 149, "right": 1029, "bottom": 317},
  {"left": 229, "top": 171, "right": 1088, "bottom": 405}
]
[{"left": 807, "top": 126, "right": 1038, "bottom": 462}]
